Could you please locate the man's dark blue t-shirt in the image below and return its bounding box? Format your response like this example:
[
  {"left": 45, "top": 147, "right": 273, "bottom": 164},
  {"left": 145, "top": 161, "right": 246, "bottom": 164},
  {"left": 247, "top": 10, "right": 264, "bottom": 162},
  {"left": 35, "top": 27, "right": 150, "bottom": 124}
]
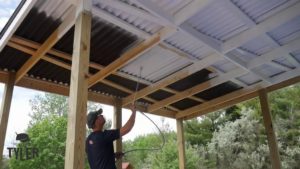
[{"left": 86, "top": 129, "right": 120, "bottom": 169}]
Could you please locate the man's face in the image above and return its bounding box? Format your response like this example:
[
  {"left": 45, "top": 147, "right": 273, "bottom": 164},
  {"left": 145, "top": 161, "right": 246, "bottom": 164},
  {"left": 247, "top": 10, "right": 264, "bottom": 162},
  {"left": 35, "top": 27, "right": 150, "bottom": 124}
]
[{"left": 96, "top": 114, "right": 106, "bottom": 126}]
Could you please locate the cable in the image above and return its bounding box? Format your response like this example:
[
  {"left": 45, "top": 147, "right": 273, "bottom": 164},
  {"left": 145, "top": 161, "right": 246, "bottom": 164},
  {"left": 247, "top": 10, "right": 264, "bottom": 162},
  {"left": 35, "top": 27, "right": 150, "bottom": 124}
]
[{"left": 123, "top": 66, "right": 166, "bottom": 155}]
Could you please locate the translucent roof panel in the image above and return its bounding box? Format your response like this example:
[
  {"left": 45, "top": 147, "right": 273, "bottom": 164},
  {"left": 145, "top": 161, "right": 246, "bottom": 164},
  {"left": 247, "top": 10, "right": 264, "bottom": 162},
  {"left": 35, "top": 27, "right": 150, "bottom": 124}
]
[{"left": 0, "top": 0, "right": 23, "bottom": 34}]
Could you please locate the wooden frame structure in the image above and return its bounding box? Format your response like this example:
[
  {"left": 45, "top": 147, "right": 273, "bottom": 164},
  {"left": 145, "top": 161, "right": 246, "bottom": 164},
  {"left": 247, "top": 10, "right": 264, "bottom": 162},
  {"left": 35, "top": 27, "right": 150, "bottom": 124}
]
[{"left": 0, "top": 0, "right": 300, "bottom": 169}]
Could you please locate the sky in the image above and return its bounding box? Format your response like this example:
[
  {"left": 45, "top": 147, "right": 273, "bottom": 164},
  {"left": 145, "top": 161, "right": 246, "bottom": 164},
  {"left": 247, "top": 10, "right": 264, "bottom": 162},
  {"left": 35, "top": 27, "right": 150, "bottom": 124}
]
[
  {"left": 0, "top": 0, "right": 22, "bottom": 32},
  {"left": 0, "top": 83, "right": 177, "bottom": 156}
]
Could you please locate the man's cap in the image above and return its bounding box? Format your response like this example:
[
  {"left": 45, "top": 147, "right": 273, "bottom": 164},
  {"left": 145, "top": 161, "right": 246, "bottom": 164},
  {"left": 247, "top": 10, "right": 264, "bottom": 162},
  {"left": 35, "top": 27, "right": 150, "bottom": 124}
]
[{"left": 87, "top": 108, "right": 103, "bottom": 128}]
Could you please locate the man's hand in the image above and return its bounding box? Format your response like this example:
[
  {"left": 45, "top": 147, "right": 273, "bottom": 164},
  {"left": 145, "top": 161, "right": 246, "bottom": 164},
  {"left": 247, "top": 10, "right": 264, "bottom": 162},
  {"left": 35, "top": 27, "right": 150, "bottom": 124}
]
[{"left": 114, "top": 152, "right": 124, "bottom": 159}]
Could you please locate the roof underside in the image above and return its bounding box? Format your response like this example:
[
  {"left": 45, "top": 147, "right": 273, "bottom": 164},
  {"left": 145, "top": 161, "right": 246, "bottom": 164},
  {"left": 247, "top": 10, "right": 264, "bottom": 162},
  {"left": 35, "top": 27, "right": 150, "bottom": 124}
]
[{"left": 0, "top": 0, "right": 300, "bottom": 119}]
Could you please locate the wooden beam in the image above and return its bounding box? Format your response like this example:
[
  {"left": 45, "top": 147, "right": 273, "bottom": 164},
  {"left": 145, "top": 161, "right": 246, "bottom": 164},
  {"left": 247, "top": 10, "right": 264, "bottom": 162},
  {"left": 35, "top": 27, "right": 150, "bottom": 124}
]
[
  {"left": 15, "top": 5, "right": 76, "bottom": 83},
  {"left": 176, "top": 119, "right": 186, "bottom": 169},
  {"left": 222, "top": 2, "right": 300, "bottom": 53},
  {"left": 64, "top": 10, "right": 91, "bottom": 169},
  {"left": 113, "top": 98, "right": 122, "bottom": 169},
  {"left": 0, "top": 0, "right": 37, "bottom": 52},
  {"left": 148, "top": 68, "right": 246, "bottom": 113},
  {"left": 0, "top": 73, "right": 15, "bottom": 160},
  {"left": 88, "top": 35, "right": 160, "bottom": 87},
  {"left": 177, "top": 74, "right": 300, "bottom": 120},
  {"left": 122, "top": 54, "right": 221, "bottom": 106},
  {"left": 258, "top": 89, "right": 281, "bottom": 169}
]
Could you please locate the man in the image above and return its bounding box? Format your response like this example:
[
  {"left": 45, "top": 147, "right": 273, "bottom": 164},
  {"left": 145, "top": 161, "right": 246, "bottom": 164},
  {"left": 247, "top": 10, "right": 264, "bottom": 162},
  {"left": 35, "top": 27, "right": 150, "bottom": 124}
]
[{"left": 86, "top": 105, "right": 136, "bottom": 169}]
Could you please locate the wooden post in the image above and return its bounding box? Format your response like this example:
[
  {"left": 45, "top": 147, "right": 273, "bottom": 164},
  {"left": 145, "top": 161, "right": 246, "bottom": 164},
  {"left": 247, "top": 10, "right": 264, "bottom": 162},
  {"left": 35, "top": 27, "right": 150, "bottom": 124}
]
[
  {"left": 176, "top": 119, "right": 186, "bottom": 169},
  {"left": 64, "top": 8, "right": 91, "bottom": 169},
  {"left": 113, "top": 98, "right": 122, "bottom": 169},
  {"left": 259, "top": 89, "right": 281, "bottom": 169},
  {"left": 0, "top": 73, "right": 15, "bottom": 160}
]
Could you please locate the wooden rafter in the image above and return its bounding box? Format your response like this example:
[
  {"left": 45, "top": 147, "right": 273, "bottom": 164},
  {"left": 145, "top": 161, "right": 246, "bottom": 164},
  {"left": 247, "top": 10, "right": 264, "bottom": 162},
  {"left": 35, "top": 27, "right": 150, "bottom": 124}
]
[
  {"left": 122, "top": 54, "right": 222, "bottom": 106},
  {"left": 88, "top": 34, "right": 160, "bottom": 87},
  {"left": 147, "top": 68, "right": 247, "bottom": 113},
  {"left": 176, "top": 71, "right": 300, "bottom": 119},
  {"left": 14, "top": 5, "right": 76, "bottom": 83}
]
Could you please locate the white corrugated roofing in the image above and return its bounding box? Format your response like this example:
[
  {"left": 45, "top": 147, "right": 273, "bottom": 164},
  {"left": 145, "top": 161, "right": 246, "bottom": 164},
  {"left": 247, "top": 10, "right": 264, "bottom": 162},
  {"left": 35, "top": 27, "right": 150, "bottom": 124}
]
[
  {"left": 120, "top": 46, "right": 192, "bottom": 82},
  {"left": 212, "top": 59, "right": 239, "bottom": 73},
  {"left": 253, "top": 64, "right": 285, "bottom": 77},
  {"left": 237, "top": 72, "right": 261, "bottom": 85},
  {"left": 164, "top": 31, "right": 214, "bottom": 60},
  {"left": 240, "top": 36, "right": 275, "bottom": 55},
  {"left": 268, "top": 16, "right": 300, "bottom": 45},
  {"left": 231, "top": 0, "right": 296, "bottom": 23},
  {"left": 186, "top": 1, "right": 249, "bottom": 41}
]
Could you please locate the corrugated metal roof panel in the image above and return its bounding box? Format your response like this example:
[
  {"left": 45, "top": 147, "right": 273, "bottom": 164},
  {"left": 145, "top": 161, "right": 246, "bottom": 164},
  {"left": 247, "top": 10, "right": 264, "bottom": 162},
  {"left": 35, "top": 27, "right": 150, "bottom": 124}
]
[
  {"left": 240, "top": 36, "right": 275, "bottom": 55},
  {"left": 0, "top": 46, "right": 29, "bottom": 71},
  {"left": 120, "top": 46, "right": 192, "bottom": 82},
  {"left": 90, "top": 82, "right": 129, "bottom": 98},
  {"left": 229, "top": 49, "right": 258, "bottom": 63},
  {"left": 236, "top": 72, "right": 261, "bottom": 85},
  {"left": 194, "top": 81, "right": 242, "bottom": 100},
  {"left": 272, "top": 57, "right": 296, "bottom": 69},
  {"left": 212, "top": 59, "right": 238, "bottom": 72},
  {"left": 145, "top": 0, "right": 193, "bottom": 15},
  {"left": 268, "top": 16, "right": 300, "bottom": 45},
  {"left": 167, "top": 69, "right": 211, "bottom": 91},
  {"left": 186, "top": 1, "right": 249, "bottom": 41},
  {"left": 170, "top": 98, "right": 200, "bottom": 110},
  {"left": 164, "top": 31, "right": 214, "bottom": 59},
  {"left": 231, "top": 0, "right": 296, "bottom": 23},
  {"left": 93, "top": 0, "right": 162, "bottom": 34},
  {"left": 28, "top": 60, "right": 70, "bottom": 84},
  {"left": 253, "top": 64, "right": 285, "bottom": 77},
  {"left": 292, "top": 50, "right": 300, "bottom": 62},
  {"left": 147, "top": 89, "right": 174, "bottom": 101}
]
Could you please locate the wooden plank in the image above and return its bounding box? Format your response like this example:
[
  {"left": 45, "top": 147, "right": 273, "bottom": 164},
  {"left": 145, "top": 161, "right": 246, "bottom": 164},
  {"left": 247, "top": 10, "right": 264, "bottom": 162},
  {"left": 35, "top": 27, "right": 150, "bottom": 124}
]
[
  {"left": 222, "top": 2, "right": 300, "bottom": 53},
  {"left": 122, "top": 54, "right": 221, "bottom": 106},
  {"left": 148, "top": 68, "right": 246, "bottom": 112},
  {"left": 0, "top": 73, "right": 15, "bottom": 159},
  {"left": 258, "top": 89, "right": 281, "bottom": 169},
  {"left": 0, "top": 0, "right": 37, "bottom": 52},
  {"left": 64, "top": 11, "right": 91, "bottom": 169},
  {"left": 15, "top": 5, "right": 76, "bottom": 83},
  {"left": 178, "top": 75, "right": 300, "bottom": 120},
  {"left": 176, "top": 119, "right": 186, "bottom": 169},
  {"left": 113, "top": 99, "right": 122, "bottom": 169},
  {"left": 88, "top": 35, "right": 160, "bottom": 87}
]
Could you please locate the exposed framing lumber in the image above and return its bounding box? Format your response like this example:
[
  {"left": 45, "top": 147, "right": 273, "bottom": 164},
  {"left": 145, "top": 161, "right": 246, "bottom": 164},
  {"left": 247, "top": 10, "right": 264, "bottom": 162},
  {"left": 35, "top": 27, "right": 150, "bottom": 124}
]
[
  {"left": 176, "top": 119, "right": 186, "bottom": 169},
  {"left": 0, "top": 70, "right": 176, "bottom": 118},
  {"left": 0, "top": 0, "right": 37, "bottom": 52},
  {"left": 147, "top": 68, "right": 247, "bottom": 113},
  {"left": 258, "top": 89, "right": 281, "bottom": 169},
  {"left": 15, "top": 5, "right": 76, "bottom": 83},
  {"left": 247, "top": 38, "right": 300, "bottom": 69},
  {"left": 64, "top": 10, "right": 91, "bottom": 169},
  {"left": 113, "top": 98, "right": 122, "bottom": 169},
  {"left": 222, "top": 2, "right": 300, "bottom": 53},
  {"left": 122, "top": 54, "right": 222, "bottom": 106},
  {"left": 0, "top": 73, "right": 15, "bottom": 159},
  {"left": 9, "top": 36, "right": 206, "bottom": 107},
  {"left": 88, "top": 34, "right": 160, "bottom": 87},
  {"left": 177, "top": 73, "right": 300, "bottom": 119}
]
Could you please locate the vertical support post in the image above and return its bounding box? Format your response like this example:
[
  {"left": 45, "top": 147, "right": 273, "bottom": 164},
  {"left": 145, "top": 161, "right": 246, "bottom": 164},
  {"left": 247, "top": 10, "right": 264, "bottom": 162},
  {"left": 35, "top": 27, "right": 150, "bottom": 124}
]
[
  {"left": 259, "top": 89, "right": 281, "bottom": 169},
  {"left": 113, "top": 98, "right": 122, "bottom": 169},
  {"left": 64, "top": 6, "right": 91, "bottom": 169},
  {"left": 0, "top": 73, "right": 15, "bottom": 160},
  {"left": 176, "top": 119, "right": 186, "bottom": 169}
]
